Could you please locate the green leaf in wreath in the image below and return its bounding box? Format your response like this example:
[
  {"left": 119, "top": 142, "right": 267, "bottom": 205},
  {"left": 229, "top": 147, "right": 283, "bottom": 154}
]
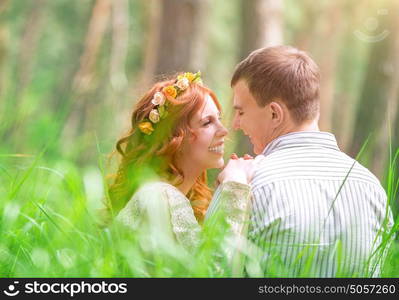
[{"left": 158, "top": 105, "right": 167, "bottom": 119}]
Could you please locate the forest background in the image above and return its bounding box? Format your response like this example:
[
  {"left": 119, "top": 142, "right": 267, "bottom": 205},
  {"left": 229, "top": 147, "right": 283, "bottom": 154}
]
[{"left": 0, "top": 0, "right": 398, "bottom": 277}]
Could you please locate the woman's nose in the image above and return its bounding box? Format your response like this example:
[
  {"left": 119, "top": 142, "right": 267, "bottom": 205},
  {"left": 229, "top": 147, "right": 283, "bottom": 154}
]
[{"left": 218, "top": 124, "right": 228, "bottom": 137}]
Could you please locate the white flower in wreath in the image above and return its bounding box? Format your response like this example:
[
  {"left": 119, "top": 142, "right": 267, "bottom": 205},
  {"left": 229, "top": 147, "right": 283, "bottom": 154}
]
[
  {"left": 149, "top": 109, "right": 160, "bottom": 123},
  {"left": 151, "top": 92, "right": 166, "bottom": 106},
  {"left": 176, "top": 77, "right": 190, "bottom": 91}
]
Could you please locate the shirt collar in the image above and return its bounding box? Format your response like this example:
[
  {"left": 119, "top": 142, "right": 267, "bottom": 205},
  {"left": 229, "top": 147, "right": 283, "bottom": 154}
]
[{"left": 261, "top": 131, "right": 340, "bottom": 156}]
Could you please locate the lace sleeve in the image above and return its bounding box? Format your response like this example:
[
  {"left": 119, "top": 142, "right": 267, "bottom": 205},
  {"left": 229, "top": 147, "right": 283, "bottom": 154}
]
[
  {"left": 205, "top": 181, "right": 252, "bottom": 235},
  {"left": 204, "top": 181, "right": 252, "bottom": 275},
  {"left": 164, "top": 187, "right": 202, "bottom": 253}
]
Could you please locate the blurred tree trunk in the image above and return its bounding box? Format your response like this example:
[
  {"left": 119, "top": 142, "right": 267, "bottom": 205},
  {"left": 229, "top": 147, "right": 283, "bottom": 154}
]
[
  {"left": 71, "top": 0, "right": 111, "bottom": 95},
  {"left": 62, "top": 0, "right": 111, "bottom": 159},
  {"left": 334, "top": 2, "right": 384, "bottom": 152},
  {"left": 350, "top": 2, "right": 399, "bottom": 178},
  {"left": 291, "top": 0, "right": 319, "bottom": 50},
  {"left": 373, "top": 4, "right": 399, "bottom": 177},
  {"left": 139, "top": 0, "right": 208, "bottom": 88},
  {"left": 109, "top": 0, "right": 129, "bottom": 93},
  {"left": 314, "top": 1, "right": 342, "bottom": 133},
  {"left": 240, "top": 0, "right": 283, "bottom": 60},
  {"left": 155, "top": 0, "right": 207, "bottom": 75},
  {"left": 16, "top": 0, "right": 47, "bottom": 99},
  {"left": 0, "top": 0, "right": 9, "bottom": 98},
  {"left": 333, "top": 2, "right": 363, "bottom": 152},
  {"left": 236, "top": 0, "right": 283, "bottom": 155},
  {"left": 0, "top": 0, "right": 8, "bottom": 140},
  {"left": 155, "top": 0, "right": 193, "bottom": 75},
  {"left": 138, "top": 0, "right": 162, "bottom": 88},
  {"left": 0, "top": 0, "right": 47, "bottom": 143}
]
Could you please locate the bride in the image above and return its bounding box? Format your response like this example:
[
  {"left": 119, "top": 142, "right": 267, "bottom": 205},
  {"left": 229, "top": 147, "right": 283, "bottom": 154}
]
[{"left": 106, "top": 72, "right": 254, "bottom": 261}]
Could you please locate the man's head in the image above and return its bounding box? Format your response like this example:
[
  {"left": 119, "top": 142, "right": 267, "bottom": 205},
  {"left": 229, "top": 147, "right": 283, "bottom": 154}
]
[{"left": 231, "top": 45, "right": 320, "bottom": 154}]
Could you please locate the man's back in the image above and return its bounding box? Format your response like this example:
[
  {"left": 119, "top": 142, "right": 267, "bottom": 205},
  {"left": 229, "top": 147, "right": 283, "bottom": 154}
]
[{"left": 249, "top": 131, "right": 393, "bottom": 277}]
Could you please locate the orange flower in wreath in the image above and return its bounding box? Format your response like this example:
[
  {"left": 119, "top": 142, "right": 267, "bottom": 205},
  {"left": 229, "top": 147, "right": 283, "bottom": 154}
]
[{"left": 162, "top": 85, "right": 177, "bottom": 99}]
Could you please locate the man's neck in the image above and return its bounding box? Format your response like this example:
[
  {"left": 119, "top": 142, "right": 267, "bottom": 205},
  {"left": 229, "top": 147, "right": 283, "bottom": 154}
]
[
  {"left": 279, "top": 119, "right": 320, "bottom": 137},
  {"left": 259, "top": 119, "right": 320, "bottom": 155}
]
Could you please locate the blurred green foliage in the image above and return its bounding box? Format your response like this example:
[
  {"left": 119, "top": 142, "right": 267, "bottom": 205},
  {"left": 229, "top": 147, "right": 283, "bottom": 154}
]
[{"left": 0, "top": 0, "right": 398, "bottom": 277}]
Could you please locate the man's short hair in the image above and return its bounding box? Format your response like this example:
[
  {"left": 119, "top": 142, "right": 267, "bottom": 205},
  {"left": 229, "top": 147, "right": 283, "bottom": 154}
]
[{"left": 231, "top": 45, "right": 320, "bottom": 123}]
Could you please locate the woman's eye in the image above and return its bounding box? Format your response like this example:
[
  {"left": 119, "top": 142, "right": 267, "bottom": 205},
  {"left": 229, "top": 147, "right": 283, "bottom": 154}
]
[
  {"left": 239, "top": 111, "right": 244, "bottom": 116},
  {"left": 203, "top": 120, "right": 211, "bottom": 126}
]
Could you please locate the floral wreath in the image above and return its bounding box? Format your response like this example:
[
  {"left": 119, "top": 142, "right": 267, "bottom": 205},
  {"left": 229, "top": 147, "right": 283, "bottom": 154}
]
[{"left": 138, "top": 71, "right": 202, "bottom": 135}]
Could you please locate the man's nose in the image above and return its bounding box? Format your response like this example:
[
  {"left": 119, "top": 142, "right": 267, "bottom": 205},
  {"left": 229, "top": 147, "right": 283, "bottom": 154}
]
[{"left": 232, "top": 115, "right": 240, "bottom": 130}]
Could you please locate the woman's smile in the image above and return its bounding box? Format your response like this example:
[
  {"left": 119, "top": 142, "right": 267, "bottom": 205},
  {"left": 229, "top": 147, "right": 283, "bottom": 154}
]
[{"left": 208, "top": 142, "right": 224, "bottom": 154}]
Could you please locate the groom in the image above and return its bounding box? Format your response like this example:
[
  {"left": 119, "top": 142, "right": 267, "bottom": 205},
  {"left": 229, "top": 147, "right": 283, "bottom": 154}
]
[{"left": 218, "top": 45, "right": 393, "bottom": 277}]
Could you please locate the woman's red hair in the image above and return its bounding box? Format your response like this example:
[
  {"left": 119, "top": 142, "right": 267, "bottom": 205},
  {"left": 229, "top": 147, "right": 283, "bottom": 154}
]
[{"left": 105, "top": 76, "right": 222, "bottom": 223}]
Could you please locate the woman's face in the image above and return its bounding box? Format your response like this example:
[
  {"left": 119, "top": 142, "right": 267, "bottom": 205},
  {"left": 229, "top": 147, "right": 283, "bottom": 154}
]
[{"left": 182, "top": 94, "right": 228, "bottom": 170}]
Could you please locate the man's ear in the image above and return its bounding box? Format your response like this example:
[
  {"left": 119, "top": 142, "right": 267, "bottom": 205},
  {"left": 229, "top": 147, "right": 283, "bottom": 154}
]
[{"left": 269, "top": 101, "right": 284, "bottom": 127}]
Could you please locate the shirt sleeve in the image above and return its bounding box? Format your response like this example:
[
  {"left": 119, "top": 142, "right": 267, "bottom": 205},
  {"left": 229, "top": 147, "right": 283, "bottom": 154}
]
[{"left": 164, "top": 187, "right": 202, "bottom": 253}]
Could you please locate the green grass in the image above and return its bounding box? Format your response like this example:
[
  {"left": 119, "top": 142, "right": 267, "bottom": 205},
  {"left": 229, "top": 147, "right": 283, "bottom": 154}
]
[{"left": 0, "top": 146, "right": 398, "bottom": 278}]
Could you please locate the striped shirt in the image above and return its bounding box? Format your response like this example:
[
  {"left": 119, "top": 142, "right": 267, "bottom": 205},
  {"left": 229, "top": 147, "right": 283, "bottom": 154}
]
[{"left": 248, "top": 131, "right": 393, "bottom": 277}]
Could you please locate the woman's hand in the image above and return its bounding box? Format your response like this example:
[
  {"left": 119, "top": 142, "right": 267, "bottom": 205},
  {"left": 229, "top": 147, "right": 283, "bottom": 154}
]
[{"left": 217, "top": 153, "right": 255, "bottom": 185}]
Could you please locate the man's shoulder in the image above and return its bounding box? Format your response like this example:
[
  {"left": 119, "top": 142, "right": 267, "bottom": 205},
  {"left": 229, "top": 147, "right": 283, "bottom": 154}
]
[
  {"left": 350, "top": 159, "right": 385, "bottom": 189},
  {"left": 252, "top": 149, "right": 384, "bottom": 192}
]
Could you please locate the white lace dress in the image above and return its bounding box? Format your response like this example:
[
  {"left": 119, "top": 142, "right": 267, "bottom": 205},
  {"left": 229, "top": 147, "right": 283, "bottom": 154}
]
[{"left": 116, "top": 181, "right": 252, "bottom": 254}]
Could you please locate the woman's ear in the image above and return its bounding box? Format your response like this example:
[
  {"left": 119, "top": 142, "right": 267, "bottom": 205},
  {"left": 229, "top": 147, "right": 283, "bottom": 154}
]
[{"left": 269, "top": 101, "right": 284, "bottom": 127}]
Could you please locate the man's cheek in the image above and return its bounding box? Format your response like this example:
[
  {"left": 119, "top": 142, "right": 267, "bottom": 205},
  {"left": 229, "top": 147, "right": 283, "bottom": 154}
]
[{"left": 243, "top": 118, "right": 250, "bottom": 132}]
